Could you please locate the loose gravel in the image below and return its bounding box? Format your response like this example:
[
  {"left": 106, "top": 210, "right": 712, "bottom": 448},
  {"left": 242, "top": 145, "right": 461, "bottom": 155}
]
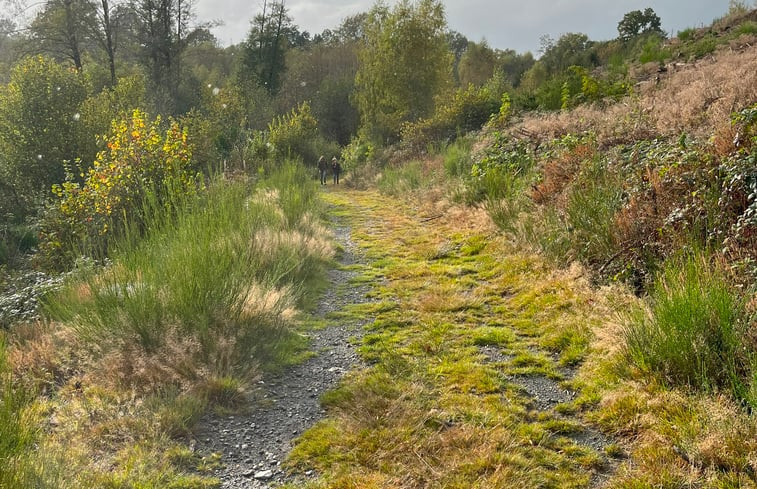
[{"left": 192, "top": 224, "right": 373, "bottom": 488}]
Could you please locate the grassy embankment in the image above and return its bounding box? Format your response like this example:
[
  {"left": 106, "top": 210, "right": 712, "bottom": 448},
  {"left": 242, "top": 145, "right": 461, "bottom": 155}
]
[{"left": 0, "top": 163, "right": 334, "bottom": 488}]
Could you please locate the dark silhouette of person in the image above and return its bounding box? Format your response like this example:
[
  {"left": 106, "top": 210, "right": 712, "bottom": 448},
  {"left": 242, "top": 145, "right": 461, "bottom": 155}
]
[
  {"left": 331, "top": 156, "right": 342, "bottom": 185},
  {"left": 317, "top": 155, "right": 328, "bottom": 185}
]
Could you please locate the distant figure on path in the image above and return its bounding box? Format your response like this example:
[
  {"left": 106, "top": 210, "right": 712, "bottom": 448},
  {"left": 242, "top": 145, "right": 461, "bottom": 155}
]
[
  {"left": 317, "top": 155, "right": 328, "bottom": 185},
  {"left": 331, "top": 156, "right": 342, "bottom": 185}
]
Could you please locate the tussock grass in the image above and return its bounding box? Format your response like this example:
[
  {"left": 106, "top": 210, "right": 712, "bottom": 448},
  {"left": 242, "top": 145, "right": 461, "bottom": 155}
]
[
  {"left": 3, "top": 161, "right": 332, "bottom": 487},
  {"left": 46, "top": 163, "right": 332, "bottom": 388},
  {"left": 624, "top": 251, "right": 754, "bottom": 405},
  {"left": 0, "top": 336, "right": 40, "bottom": 488}
]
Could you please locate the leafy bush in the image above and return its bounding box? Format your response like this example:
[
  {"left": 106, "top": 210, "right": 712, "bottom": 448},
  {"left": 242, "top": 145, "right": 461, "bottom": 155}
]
[
  {"left": 40, "top": 109, "right": 201, "bottom": 269},
  {"left": 180, "top": 85, "right": 247, "bottom": 173},
  {"left": 468, "top": 133, "right": 534, "bottom": 203},
  {"left": 624, "top": 251, "right": 754, "bottom": 406},
  {"left": 400, "top": 82, "right": 501, "bottom": 151},
  {"left": 267, "top": 101, "right": 338, "bottom": 167},
  {"left": 0, "top": 55, "right": 90, "bottom": 221}
]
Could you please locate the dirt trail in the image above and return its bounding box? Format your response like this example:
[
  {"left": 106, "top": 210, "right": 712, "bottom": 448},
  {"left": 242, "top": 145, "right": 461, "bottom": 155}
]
[{"left": 192, "top": 222, "right": 373, "bottom": 488}]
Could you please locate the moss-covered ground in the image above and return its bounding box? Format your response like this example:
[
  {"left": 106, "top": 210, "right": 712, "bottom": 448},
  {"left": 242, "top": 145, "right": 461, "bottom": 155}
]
[{"left": 285, "top": 188, "right": 621, "bottom": 488}]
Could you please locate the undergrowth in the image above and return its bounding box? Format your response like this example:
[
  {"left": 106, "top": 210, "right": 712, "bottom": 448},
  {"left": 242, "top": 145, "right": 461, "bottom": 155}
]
[{"left": 4, "top": 161, "right": 333, "bottom": 487}]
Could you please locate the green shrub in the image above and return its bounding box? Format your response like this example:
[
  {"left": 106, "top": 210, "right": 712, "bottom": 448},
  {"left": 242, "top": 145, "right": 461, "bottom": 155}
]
[
  {"left": 442, "top": 138, "right": 473, "bottom": 178},
  {"left": 400, "top": 83, "right": 501, "bottom": 151},
  {"left": 624, "top": 251, "right": 754, "bottom": 406},
  {"left": 677, "top": 28, "right": 696, "bottom": 41},
  {"left": 268, "top": 102, "right": 336, "bottom": 167},
  {"left": 0, "top": 55, "right": 90, "bottom": 221},
  {"left": 565, "top": 158, "right": 625, "bottom": 266},
  {"left": 469, "top": 134, "right": 534, "bottom": 203},
  {"left": 734, "top": 21, "right": 757, "bottom": 36},
  {"left": 638, "top": 35, "right": 670, "bottom": 63},
  {"left": 39, "top": 109, "right": 201, "bottom": 269}
]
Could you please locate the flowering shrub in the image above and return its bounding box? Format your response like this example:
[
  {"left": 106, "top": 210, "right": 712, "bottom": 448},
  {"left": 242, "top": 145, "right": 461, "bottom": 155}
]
[{"left": 40, "top": 109, "right": 201, "bottom": 269}]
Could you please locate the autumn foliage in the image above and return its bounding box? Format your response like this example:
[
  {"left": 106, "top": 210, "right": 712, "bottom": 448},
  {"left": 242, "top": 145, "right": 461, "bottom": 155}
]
[{"left": 40, "top": 109, "right": 200, "bottom": 268}]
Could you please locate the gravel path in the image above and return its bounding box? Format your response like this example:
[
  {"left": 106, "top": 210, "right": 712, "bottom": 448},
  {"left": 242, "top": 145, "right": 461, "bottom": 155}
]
[{"left": 192, "top": 224, "right": 372, "bottom": 488}]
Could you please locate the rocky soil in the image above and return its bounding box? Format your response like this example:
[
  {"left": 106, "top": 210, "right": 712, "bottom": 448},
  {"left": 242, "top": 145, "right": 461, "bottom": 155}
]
[{"left": 192, "top": 224, "right": 373, "bottom": 488}]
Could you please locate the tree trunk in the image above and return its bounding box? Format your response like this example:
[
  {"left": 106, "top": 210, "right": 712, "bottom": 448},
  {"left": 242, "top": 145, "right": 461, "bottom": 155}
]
[
  {"left": 62, "top": 0, "right": 83, "bottom": 70},
  {"left": 101, "top": 0, "right": 116, "bottom": 85}
]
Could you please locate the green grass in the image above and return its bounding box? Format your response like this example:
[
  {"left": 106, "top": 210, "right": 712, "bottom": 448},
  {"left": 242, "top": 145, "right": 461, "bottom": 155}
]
[
  {"left": 565, "top": 158, "right": 624, "bottom": 267},
  {"left": 46, "top": 162, "right": 330, "bottom": 380},
  {"left": 285, "top": 189, "right": 605, "bottom": 488},
  {"left": 0, "top": 335, "right": 40, "bottom": 488},
  {"left": 443, "top": 138, "right": 474, "bottom": 178},
  {"left": 624, "top": 250, "right": 755, "bottom": 407},
  {"left": 377, "top": 160, "right": 425, "bottom": 196}
]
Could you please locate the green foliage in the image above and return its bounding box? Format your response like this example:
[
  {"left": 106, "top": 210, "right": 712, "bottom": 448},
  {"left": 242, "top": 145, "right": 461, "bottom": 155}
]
[
  {"left": 564, "top": 158, "right": 624, "bottom": 266},
  {"left": 268, "top": 101, "right": 336, "bottom": 166},
  {"left": 0, "top": 55, "right": 90, "bottom": 219},
  {"left": 457, "top": 40, "right": 496, "bottom": 87},
  {"left": 239, "top": 1, "right": 296, "bottom": 95},
  {"left": 638, "top": 34, "right": 671, "bottom": 63},
  {"left": 442, "top": 137, "right": 473, "bottom": 178},
  {"left": 0, "top": 336, "right": 40, "bottom": 488},
  {"left": 40, "top": 109, "right": 201, "bottom": 269},
  {"left": 400, "top": 81, "right": 501, "bottom": 150},
  {"left": 720, "top": 103, "right": 757, "bottom": 253},
  {"left": 181, "top": 85, "right": 247, "bottom": 172},
  {"left": 617, "top": 8, "right": 664, "bottom": 41},
  {"left": 377, "top": 160, "right": 424, "bottom": 196},
  {"left": 46, "top": 164, "right": 329, "bottom": 377},
  {"left": 470, "top": 133, "right": 534, "bottom": 196},
  {"left": 624, "top": 251, "right": 754, "bottom": 407},
  {"left": 355, "top": 0, "right": 453, "bottom": 144}
]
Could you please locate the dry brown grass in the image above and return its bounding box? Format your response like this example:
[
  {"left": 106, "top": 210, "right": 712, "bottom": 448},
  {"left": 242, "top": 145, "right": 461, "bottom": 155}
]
[
  {"left": 518, "top": 45, "right": 757, "bottom": 144},
  {"left": 7, "top": 321, "right": 82, "bottom": 392},
  {"left": 531, "top": 143, "right": 596, "bottom": 205}
]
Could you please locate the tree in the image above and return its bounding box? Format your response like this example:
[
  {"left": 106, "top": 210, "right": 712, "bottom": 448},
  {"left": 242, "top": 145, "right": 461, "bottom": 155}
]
[
  {"left": 132, "top": 0, "right": 201, "bottom": 112},
  {"left": 239, "top": 1, "right": 298, "bottom": 95},
  {"left": 617, "top": 8, "right": 663, "bottom": 41},
  {"left": 539, "top": 32, "right": 596, "bottom": 75},
  {"left": 28, "top": 0, "right": 97, "bottom": 71},
  {"left": 276, "top": 41, "right": 360, "bottom": 145},
  {"left": 496, "top": 49, "right": 534, "bottom": 88},
  {"left": 458, "top": 40, "right": 496, "bottom": 87},
  {"left": 354, "top": 0, "right": 452, "bottom": 144},
  {"left": 0, "top": 56, "right": 90, "bottom": 219}
]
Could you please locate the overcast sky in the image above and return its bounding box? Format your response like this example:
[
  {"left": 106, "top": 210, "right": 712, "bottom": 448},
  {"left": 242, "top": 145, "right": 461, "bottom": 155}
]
[{"left": 197, "top": 0, "right": 733, "bottom": 53}]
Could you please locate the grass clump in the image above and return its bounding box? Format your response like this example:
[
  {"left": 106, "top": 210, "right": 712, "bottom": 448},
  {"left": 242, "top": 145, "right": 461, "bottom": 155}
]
[
  {"left": 624, "top": 250, "right": 755, "bottom": 406},
  {"left": 377, "top": 160, "right": 425, "bottom": 196}
]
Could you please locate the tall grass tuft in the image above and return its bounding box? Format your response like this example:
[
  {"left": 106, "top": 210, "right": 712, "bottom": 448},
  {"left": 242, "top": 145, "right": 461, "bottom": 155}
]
[
  {"left": 0, "top": 336, "right": 40, "bottom": 488},
  {"left": 378, "top": 161, "right": 424, "bottom": 196},
  {"left": 624, "top": 251, "right": 755, "bottom": 406},
  {"left": 565, "top": 158, "right": 624, "bottom": 267},
  {"left": 442, "top": 138, "right": 473, "bottom": 178},
  {"left": 45, "top": 161, "right": 332, "bottom": 389}
]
